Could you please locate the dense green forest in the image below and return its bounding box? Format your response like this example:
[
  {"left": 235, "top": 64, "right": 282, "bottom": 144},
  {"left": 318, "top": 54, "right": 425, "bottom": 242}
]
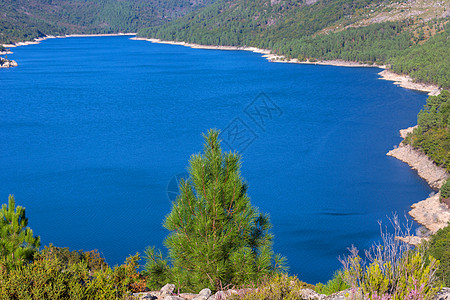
[
  {"left": 138, "top": 0, "right": 389, "bottom": 48},
  {"left": 0, "top": 0, "right": 216, "bottom": 44},
  {"left": 391, "top": 29, "right": 450, "bottom": 88},
  {"left": 271, "top": 21, "right": 450, "bottom": 88},
  {"left": 405, "top": 91, "right": 450, "bottom": 171}
]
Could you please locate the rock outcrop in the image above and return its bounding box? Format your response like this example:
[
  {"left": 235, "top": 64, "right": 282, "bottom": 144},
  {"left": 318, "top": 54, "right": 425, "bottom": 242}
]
[
  {"left": 409, "top": 192, "right": 450, "bottom": 233},
  {"left": 387, "top": 141, "right": 449, "bottom": 190},
  {"left": 0, "top": 57, "right": 18, "bottom": 68}
]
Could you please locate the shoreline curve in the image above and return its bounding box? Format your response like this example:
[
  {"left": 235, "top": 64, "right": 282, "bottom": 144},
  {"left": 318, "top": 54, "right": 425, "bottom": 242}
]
[
  {"left": 132, "top": 37, "right": 441, "bottom": 96},
  {"left": 3, "top": 34, "right": 444, "bottom": 97}
]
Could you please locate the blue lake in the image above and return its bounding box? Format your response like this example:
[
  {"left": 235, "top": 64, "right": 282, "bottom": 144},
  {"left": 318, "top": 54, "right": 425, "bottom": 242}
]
[{"left": 0, "top": 36, "right": 432, "bottom": 283}]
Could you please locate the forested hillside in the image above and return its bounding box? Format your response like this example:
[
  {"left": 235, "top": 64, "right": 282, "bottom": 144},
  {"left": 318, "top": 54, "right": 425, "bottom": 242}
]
[
  {"left": 138, "top": 0, "right": 450, "bottom": 88},
  {"left": 138, "top": 0, "right": 389, "bottom": 47},
  {"left": 0, "top": 0, "right": 216, "bottom": 44}
]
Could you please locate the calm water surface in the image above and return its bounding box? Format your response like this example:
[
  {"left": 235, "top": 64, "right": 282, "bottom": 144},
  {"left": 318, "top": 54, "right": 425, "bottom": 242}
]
[{"left": 0, "top": 36, "right": 431, "bottom": 283}]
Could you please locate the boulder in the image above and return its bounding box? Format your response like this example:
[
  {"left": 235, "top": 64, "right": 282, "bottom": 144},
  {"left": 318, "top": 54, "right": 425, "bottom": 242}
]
[
  {"left": 192, "top": 288, "right": 212, "bottom": 300},
  {"left": 161, "top": 283, "right": 176, "bottom": 297},
  {"left": 179, "top": 293, "right": 198, "bottom": 300},
  {"left": 299, "top": 288, "right": 325, "bottom": 300},
  {"left": 209, "top": 291, "right": 227, "bottom": 300},
  {"left": 323, "top": 289, "right": 351, "bottom": 300},
  {"left": 131, "top": 291, "right": 159, "bottom": 300},
  {"left": 435, "top": 287, "right": 450, "bottom": 300},
  {"left": 0, "top": 57, "right": 18, "bottom": 68}
]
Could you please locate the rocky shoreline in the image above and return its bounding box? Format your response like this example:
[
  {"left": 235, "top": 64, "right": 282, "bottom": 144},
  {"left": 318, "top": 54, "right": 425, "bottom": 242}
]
[
  {"left": 409, "top": 193, "right": 450, "bottom": 233},
  {"left": 387, "top": 125, "right": 450, "bottom": 244},
  {"left": 387, "top": 128, "right": 449, "bottom": 190}
]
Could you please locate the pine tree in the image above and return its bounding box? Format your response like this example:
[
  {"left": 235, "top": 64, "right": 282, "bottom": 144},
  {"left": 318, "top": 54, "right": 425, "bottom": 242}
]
[
  {"left": 0, "top": 195, "right": 40, "bottom": 269},
  {"left": 144, "top": 129, "right": 286, "bottom": 292}
]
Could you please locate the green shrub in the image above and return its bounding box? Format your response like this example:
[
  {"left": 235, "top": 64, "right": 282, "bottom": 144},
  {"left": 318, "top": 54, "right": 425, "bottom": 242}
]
[
  {"left": 426, "top": 224, "right": 450, "bottom": 287},
  {"left": 0, "top": 195, "right": 40, "bottom": 270},
  {"left": 315, "top": 270, "right": 349, "bottom": 295},
  {"left": 0, "top": 250, "right": 142, "bottom": 299},
  {"left": 440, "top": 179, "right": 450, "bottom": 200},
  {"left": 341, "top": 247, "right": 440, "bottom": 300},
  {"left": 37, "top": 244, "right": 108, "bottom": 272},
  {"left": 340, "top": 216, "right": 440, "bottom": 300},
  {"left": 144, "top": 130, "right": 286, "bottom": 292}
]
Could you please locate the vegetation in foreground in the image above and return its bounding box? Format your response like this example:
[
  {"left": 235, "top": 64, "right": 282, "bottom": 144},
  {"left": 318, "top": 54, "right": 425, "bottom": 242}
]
[
  {"left": 0, "top": 195, "right": 40, "bottom": 270},
  {"left": 0, "top": 250, "right": 144, "bottom": 299},
  {"left": 315, "top": 271, "right": 350, "bottom": 296},
  {"left": 1, "top": 131, "right": 449, "bottom": 299},
  {"left": 231, "top": 216, "right": 444, "bottom": 300}
]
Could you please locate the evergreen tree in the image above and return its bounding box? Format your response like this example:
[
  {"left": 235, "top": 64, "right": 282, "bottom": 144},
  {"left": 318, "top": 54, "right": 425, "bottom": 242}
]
[
  {"left": 0, "top": 195, "right": 40, "bottom": 269},
  {"left": 144, "top": 129, "right": 286, "bottom": 292}
]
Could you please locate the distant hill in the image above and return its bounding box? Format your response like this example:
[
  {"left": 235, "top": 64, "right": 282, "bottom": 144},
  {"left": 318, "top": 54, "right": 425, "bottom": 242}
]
[{"left": 0, "top": 0, "right": 216, "bottom": 44}]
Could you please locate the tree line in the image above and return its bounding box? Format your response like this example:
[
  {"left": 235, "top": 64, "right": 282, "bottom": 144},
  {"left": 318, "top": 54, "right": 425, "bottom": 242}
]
[{"left": 0, "top": 0, "right": 216, "bottom": 44}]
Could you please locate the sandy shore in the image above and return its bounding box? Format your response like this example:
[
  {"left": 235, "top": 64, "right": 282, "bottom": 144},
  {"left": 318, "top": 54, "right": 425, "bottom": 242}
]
[
  {"left": 131, "top": 37, "right": 272, "bottom": 54},
  {"left": 132, "top": 38, "right": 380, "bottom": 67},
  {"left": 132, "top": 37, "right": 441, "bottom": 95},
  {"left": 378, "top": 69, "right": 441, "bottom": 96}
]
